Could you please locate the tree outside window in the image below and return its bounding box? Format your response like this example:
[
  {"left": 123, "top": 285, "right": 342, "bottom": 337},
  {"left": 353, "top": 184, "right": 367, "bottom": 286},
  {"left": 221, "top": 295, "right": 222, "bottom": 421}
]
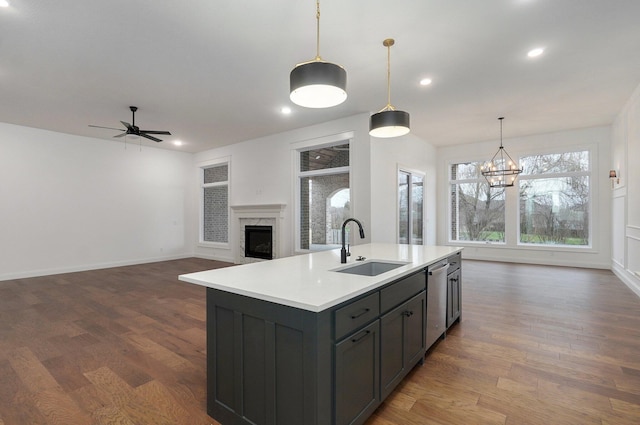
[
  {"left": 450, "top": 162, "right": 505, "bottom": 242},
  {"left": 399, "top": 170, "right": 424, "bottom": 244},
  {"left": 519, "top": 151, "right": 590, "bottom": 246}
]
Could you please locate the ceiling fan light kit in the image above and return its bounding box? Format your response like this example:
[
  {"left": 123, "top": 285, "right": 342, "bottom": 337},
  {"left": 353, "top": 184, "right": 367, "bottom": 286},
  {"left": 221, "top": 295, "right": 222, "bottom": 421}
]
[
  {"left": 369, "top": 38, "right": 411, "bottom": 138},
  {"left": 289, "top": 0, "right": 347, "bottom": 108}
]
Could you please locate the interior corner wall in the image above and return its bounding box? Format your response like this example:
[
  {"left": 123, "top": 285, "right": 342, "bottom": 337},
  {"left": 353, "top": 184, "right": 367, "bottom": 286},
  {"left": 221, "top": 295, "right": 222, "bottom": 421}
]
[
  {"left": 193, "top": 113, "right": 372, "bottom": 262},
  {"left": 0, "top": 122, "right": 196, "bottom": 281},
  {"left": 370, "top": 134, "right": 438, "bottom": 245},
  {"left": 436, "top": 126, "right": 612, "bottom": 269},
  {"left": 611, "top": 81, "right": 640, "bottom": 296}
]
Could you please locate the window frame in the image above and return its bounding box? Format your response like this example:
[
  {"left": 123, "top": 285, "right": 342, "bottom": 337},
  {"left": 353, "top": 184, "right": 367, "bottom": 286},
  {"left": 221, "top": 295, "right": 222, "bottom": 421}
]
[
  {"left": 397, "top": 166, "right": 425, "bottom": 245},
  {"left": 516, "top": 147, "right": 594, "bottom": 249},
  {"left": 291, "top": 132, "right": 354, "bottom": 254},
  {"left": 445, "top": 143, "right": 598, "bottom": 254},
  {"left": 447, "top": 159, "right": 506, "bottom": 245},
  {"left": 199, "top": 157, "right": 231, "bottom": 248}
]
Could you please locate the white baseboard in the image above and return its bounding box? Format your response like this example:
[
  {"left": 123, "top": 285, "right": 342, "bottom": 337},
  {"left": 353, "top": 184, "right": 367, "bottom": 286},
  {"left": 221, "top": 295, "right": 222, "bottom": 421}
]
[
  {"left": 0, "top": 253, "right": 194, "bottom": 282},
  {"left": 611, "top": 262, "right": 640, "bottom": 299},
  {"left": 461, "top": 252, "right": 610, "bottom": 270}
]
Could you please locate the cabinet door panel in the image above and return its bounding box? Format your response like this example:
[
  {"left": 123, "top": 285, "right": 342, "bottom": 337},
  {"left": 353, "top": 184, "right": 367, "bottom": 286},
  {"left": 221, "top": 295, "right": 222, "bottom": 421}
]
[
  {"left": 335, "top": 320, "right": 380, "bottom": 425},
  {"left": 447, "top": 269, "right": 461, "bottom": 328},
  {"left": 380, "top": 291, "right": 426, "bottom": 400},
  {"left": 404, "top": 291, "right": 426, "bottom": 367},
  {"left": 380, "top": 306, "right": 404, "bottom": 398}
]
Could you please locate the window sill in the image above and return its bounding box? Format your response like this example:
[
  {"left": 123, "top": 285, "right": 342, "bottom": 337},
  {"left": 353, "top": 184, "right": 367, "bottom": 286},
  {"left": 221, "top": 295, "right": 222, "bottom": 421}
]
[
  {"left": 198, "top": 242, "right": 231, "bottom": 250},
  {"left": 447, "top": 241, "right": 596, "bottom": 254}
]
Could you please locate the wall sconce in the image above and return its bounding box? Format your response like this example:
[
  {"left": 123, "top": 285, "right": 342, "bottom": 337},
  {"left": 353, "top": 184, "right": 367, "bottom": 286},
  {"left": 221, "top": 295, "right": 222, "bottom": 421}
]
[{"left": 609, "top": 170, "right": 619, "bottom": 188}]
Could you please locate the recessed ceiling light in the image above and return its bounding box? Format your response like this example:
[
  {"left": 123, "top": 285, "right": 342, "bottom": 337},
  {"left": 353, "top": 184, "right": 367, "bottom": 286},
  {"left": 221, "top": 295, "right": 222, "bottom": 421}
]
[
  {"left": 419, "top": 78, "right": 432, "bottom": 86},
  {"left": 173, "top": 140, "right": 183, "bottom": 146},
  {"left": 281, "top": 106, "right": 292, "bottom": 115},
  {"left": 0, "top": 1, "right": 9, "bottom": 8},
  {"left": 527, "top": 47, "right": 545, "bottom": 58}
]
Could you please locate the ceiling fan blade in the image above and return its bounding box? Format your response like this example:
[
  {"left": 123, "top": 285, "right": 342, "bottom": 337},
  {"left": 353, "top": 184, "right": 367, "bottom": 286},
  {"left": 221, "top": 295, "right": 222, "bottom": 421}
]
[
  {"left": 120, "top": 121, "right": 133, "bottom": 130},
  {"left": 141, "top": 133, "right": 163, "bottom": 143},
  {"left": 140, "top": 130, "right": 171, "bottom": 135},
  {"left": 113, "top": 133, "right": 127, "bottom": 138},
  {"left": 88, "top": 125, "right": 125, "bottom": 131}
]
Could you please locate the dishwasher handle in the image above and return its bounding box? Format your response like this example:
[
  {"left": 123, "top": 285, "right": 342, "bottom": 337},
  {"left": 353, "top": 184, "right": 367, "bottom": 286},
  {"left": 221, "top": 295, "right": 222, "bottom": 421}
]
[{"left": 428, "top": 263, "right": 450, "bottom": 275}]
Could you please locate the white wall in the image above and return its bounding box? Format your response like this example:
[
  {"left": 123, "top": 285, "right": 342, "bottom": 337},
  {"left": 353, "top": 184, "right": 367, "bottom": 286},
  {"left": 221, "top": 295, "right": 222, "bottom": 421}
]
[
  {"left": 611, "top": 81, "right": 640, "bottom": 296},
  {"left": 0, "top": 123, "right": 196, "bottom": 280},
  {"left": 193, "top": 113, "right": 372, "bottom": 262},
  {"left": 437, "top": 126, "right": 612, "bottom": 269},
  {"left": 370, "top": 133, "right": 438, "bottom": 245}
]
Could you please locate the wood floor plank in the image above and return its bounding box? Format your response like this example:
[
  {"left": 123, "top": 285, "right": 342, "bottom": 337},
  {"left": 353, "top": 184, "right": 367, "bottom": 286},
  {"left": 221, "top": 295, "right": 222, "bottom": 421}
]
[
  {"left": 40, "top": 355, "right": 93, "bottom": 393},
  {"left": 84, "top": 367, "right": 175, "bottom": 425},
  {"left": 123, "top": 333, "right": 196, "bottom": 373},
  {"left": 134, "top": 379, "right": 214, "bottom": 424},
  {"left": 0, "top": 359, "right": 48, "bottom": 425},
  {"left": 32, "top": 388, "right": 92, "bottom": 425},
  {"left": 7, "top": 347, "right": 61, "bottom": 393},
  {"left": 91, "top": 406, "right": 136, "bottom": 425}
]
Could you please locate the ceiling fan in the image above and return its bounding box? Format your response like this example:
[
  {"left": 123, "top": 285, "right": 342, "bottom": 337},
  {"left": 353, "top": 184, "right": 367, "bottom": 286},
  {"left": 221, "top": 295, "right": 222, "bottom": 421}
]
[{"left": 89, "top": 106, "right": 171, "bottom": 142}]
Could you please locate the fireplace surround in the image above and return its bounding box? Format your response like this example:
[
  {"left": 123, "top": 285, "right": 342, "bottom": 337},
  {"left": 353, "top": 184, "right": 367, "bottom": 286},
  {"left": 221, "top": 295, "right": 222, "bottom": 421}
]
[{"left": 231, "top": 204, "right": 286, "bottom": 264}]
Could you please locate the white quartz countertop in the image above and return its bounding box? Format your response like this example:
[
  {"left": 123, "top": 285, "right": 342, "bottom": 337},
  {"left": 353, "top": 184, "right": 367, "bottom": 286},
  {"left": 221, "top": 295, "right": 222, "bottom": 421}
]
[{"left": 179, "top": 243, "right": 462, "bottom": 312}]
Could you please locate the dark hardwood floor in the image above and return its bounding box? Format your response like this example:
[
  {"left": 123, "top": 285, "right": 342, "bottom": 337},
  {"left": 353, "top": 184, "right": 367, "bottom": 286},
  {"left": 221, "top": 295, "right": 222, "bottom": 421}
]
[{"left": 1, "top": 258, "right": 639, "bottom": 424}]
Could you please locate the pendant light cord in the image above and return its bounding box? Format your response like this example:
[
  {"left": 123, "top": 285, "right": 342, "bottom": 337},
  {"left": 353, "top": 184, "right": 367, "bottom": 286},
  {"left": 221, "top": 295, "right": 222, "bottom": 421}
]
[
  {"left": 315, "top": 0, "right": 321, "bottom": 60},
  {"left": 499, "top": 116, "right": 504, "bottom": 148},
  {"left": 386, "top": 43, "right": 391, "bottom": 108},
  {"left": 382, "top": 38, "right": 395, "bottom": 111}
]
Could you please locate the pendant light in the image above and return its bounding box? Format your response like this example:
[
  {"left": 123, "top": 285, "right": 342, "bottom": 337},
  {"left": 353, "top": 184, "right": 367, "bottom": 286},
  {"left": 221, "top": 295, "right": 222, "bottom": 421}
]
[
  {"left": 480, "top": 117, "right": 523, "bottom": 188},
  {"left": 290, "top": 0, "right": 347, "bottom": 108},
  {"left": 369, "top": 38, "right": 410, "bottom": 138}
]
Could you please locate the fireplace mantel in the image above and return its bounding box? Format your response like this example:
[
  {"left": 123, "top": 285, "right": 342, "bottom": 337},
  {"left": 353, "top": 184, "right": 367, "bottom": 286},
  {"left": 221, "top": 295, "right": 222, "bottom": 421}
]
[
  {"left": 231, "top": 204, "right": 286, "bottom": 264},
  {"left": 231, "top": 204, "right": 286, "bottom": 214}
]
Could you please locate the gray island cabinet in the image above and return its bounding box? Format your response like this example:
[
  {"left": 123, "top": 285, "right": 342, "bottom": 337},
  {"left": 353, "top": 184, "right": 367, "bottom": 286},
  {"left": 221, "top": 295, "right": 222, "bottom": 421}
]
[{"left": 179, "top": 243, "right": 462, "bottom": 425}]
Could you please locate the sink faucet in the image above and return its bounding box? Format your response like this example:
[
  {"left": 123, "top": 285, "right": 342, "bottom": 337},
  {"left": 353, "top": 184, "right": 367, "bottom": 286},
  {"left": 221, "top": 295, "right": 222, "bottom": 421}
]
[{"left": 341, "top": 218, "right": 365, "bottom": 263}]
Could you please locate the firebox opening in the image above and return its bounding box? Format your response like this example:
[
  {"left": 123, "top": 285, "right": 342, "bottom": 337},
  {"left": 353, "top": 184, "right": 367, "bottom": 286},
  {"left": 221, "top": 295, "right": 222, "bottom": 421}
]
[{"left": 245, "top": 225, "right": 273, "bottom": 260}]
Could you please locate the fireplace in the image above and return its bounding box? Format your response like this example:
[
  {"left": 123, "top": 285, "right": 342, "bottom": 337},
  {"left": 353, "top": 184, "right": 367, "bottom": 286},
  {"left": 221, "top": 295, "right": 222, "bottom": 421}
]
[
  {"left": 244, "top": 225, "right": 273, "bottom": 260},
  {"left": 232, "top": 204, "right": 285, "bottom": 264}
]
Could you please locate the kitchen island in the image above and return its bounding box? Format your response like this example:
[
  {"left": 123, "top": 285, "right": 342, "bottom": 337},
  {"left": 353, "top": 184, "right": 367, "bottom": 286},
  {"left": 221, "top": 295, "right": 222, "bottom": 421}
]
[{"left": 179, "top": 243, "right": 462, "bottom": 425}]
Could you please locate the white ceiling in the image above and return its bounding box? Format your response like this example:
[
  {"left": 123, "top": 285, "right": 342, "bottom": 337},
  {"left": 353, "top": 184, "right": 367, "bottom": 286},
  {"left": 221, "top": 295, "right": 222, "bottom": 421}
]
[{"left": 1, "top": 0, "right": 639, "bottom": 153}]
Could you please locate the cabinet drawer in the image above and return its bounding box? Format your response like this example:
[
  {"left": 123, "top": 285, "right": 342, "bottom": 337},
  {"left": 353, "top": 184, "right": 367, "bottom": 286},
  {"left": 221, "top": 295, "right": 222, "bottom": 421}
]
[
  {"left": 335, "top": 292, "right": 380, "bottom": 340},
  {"left": 447, "top": 252, "right": 461, "bottom": 273},
  {"left": 380, "top": 270, "right": 425, "bottom": 314}
]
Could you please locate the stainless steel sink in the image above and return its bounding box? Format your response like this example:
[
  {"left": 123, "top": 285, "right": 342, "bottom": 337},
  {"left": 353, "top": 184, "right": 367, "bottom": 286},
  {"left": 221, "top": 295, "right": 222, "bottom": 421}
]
[{"left": 333, "top": 261, "right": 408, "bottom": 277}]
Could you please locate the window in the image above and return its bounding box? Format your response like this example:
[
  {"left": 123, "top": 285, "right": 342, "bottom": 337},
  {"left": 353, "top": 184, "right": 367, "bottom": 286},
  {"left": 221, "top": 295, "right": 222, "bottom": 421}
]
[
  {"left": 297, "top": 141, "right": 350, "bottom": 251},
  {"left": 448, "top": 147, "right": 593, "bottom": 250},
  {"left": 519, "top": 150, "right": 590, "bottom": 246},
  {"left": 398, "top": 170, "right": 424, "bottom": 244},
  {"left": 201, "top": 162, "right": 229, "bottom": 244},
  {"left": 449, "top": 161, "right": 505, "bottom": 242}
]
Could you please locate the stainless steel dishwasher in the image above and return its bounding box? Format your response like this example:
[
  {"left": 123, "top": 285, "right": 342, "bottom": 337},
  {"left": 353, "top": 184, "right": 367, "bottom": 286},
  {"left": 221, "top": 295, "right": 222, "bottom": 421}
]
[{"left": 426, "top": 260, "right": 450, "bottom": 349}]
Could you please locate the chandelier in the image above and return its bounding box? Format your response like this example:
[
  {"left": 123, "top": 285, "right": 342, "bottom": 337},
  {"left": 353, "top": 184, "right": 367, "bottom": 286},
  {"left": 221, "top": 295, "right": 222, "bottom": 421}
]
[{"left": 480, "top": 117, "right": 522, "bottom": 188}]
